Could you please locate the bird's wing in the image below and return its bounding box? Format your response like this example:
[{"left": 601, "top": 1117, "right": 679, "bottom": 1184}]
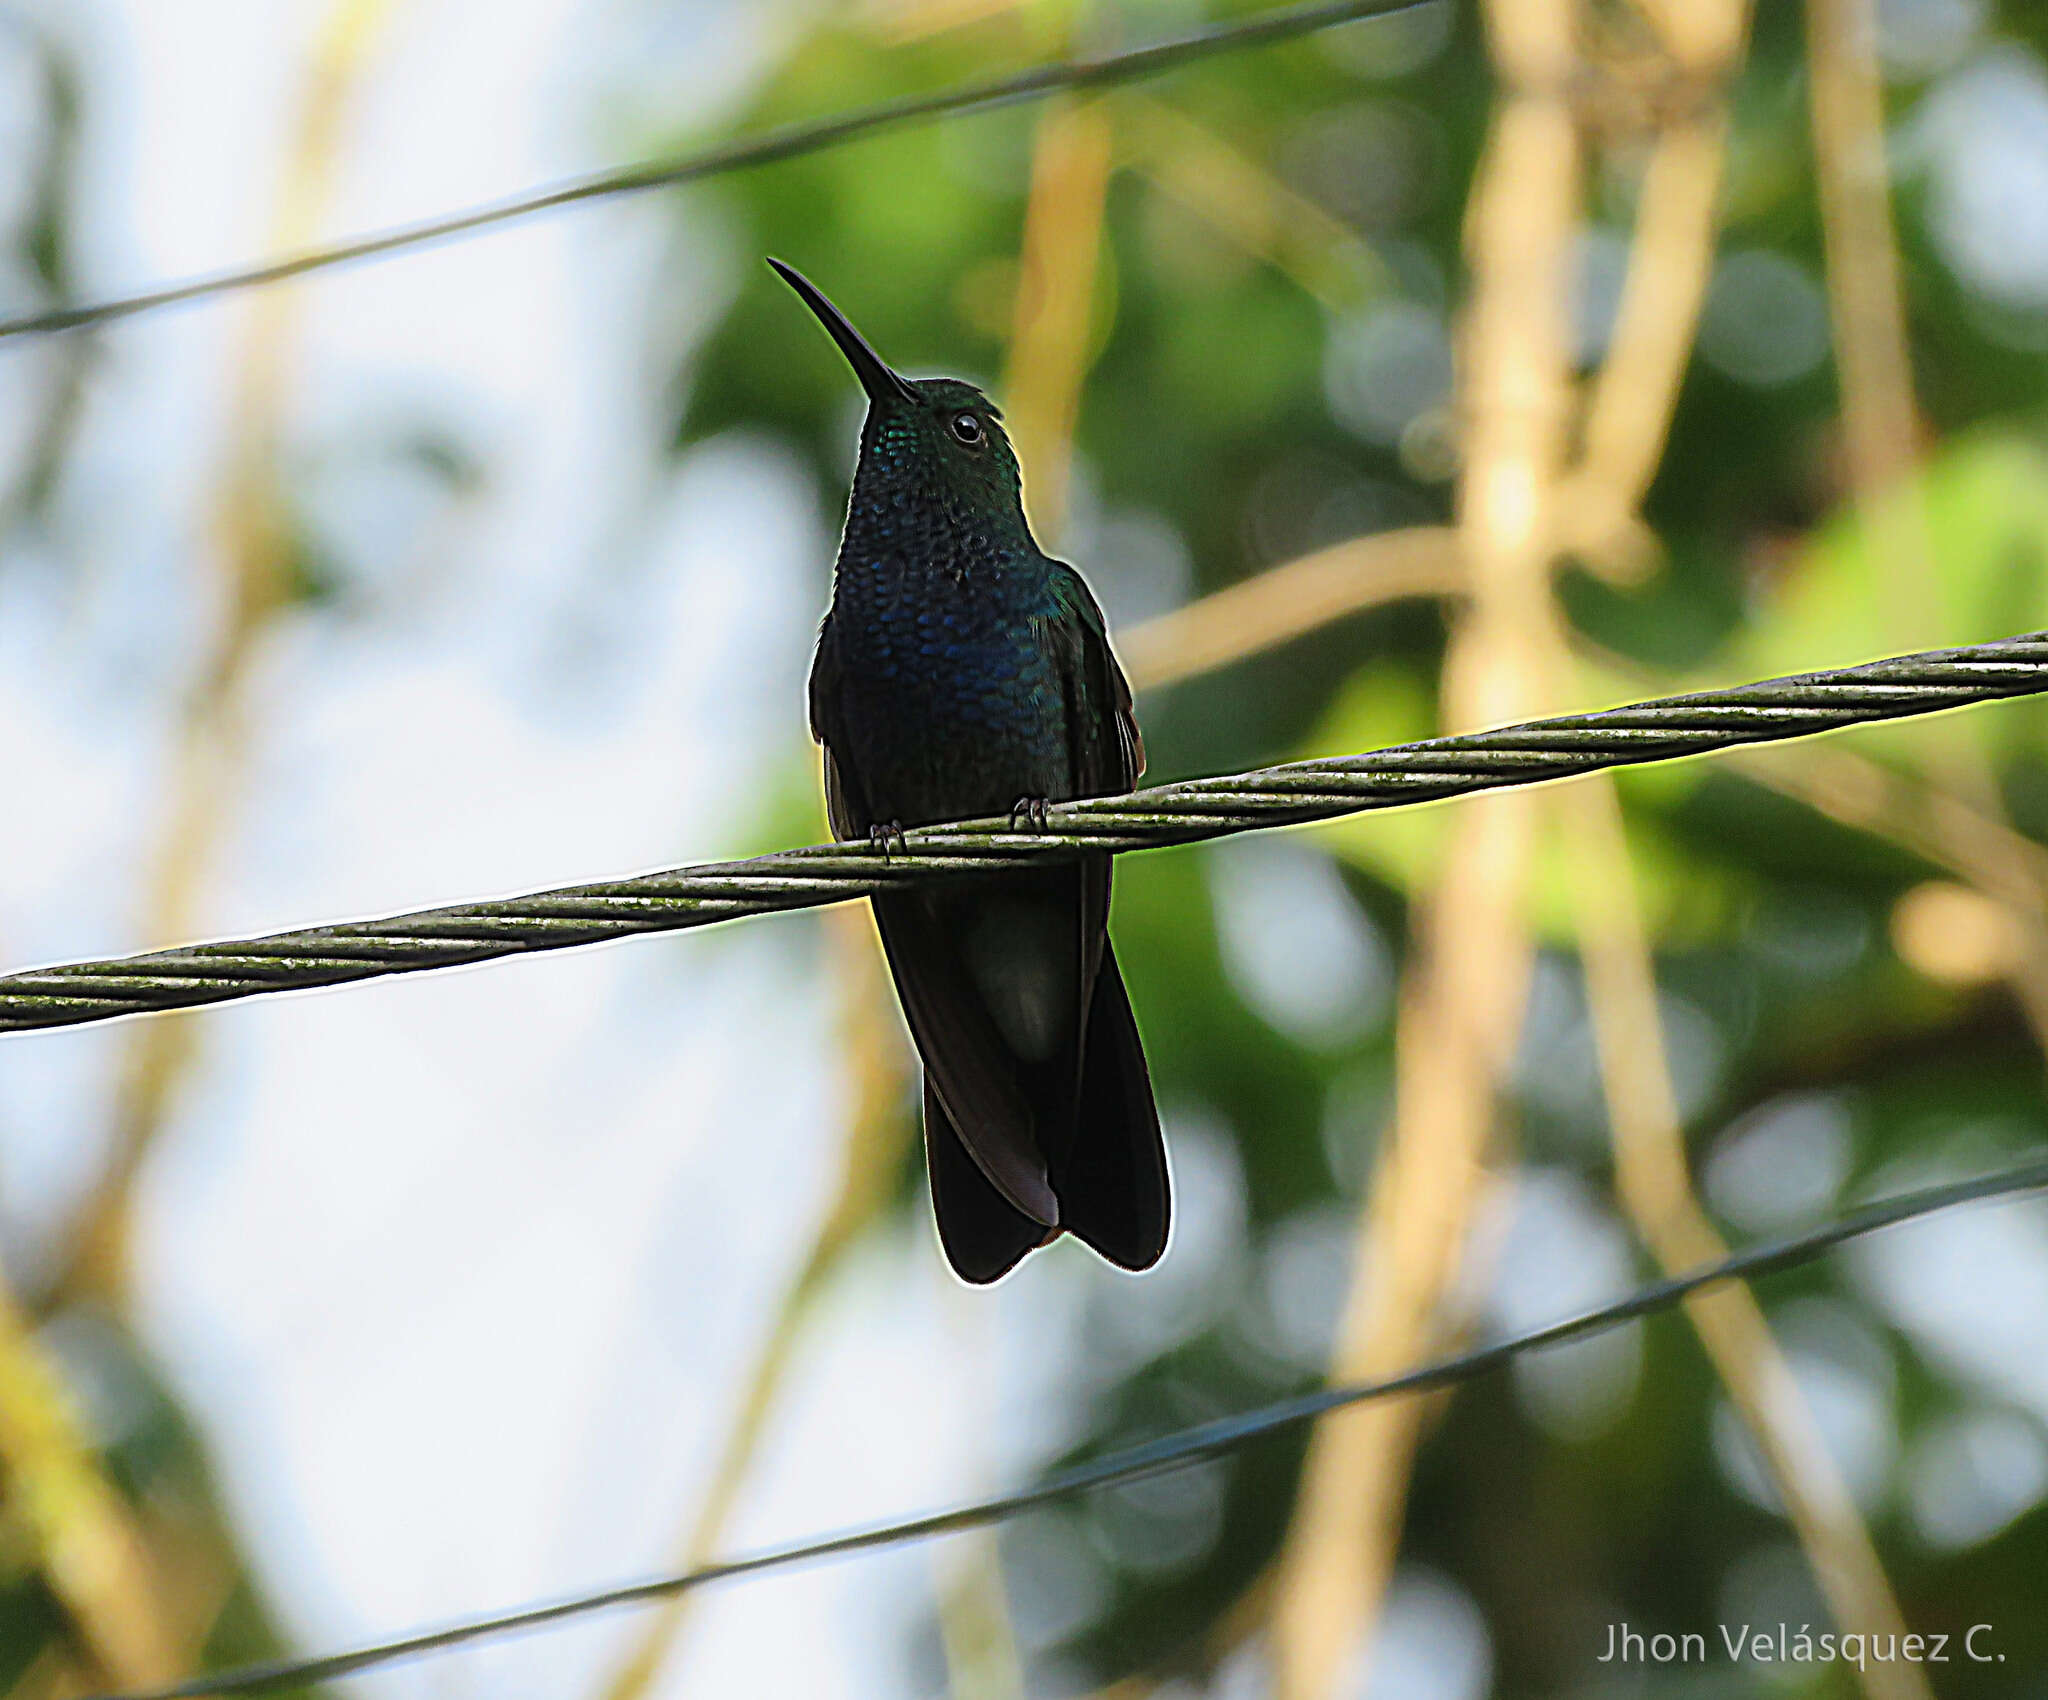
[
  {"left": 1033, "top": 564, "right": 1166, "bottom": 1265},
  {"left": 1042, "top": 562, "right": 1144, "bottom": 796},
  {"left": 810, "top": 606, "right": 1060, "bottom": 1227},
  {"left": 808, "top": 609, "right": 840, "bottom": 748},
  {"left": 808, "top": 611, "right": 868, "bottom": 841},
  {"left": 1035, "top": 560, "right": 1144, "bottom": 1057},
  {"left": 873, "top": 890, "right": 1060, "bottom": 1226}
]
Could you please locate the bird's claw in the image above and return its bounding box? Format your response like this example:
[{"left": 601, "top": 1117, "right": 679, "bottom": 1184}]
[
  {"left": 868, "top": 820, "right": 908, "bottom": 858},
  {"left": 1009, "top": 796, "right": 1053, "bottom": 833}
]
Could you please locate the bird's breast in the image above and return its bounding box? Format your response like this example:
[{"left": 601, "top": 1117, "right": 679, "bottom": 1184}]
[{"left": 830, "top": 562, "right": 1069, "bottom": 822}]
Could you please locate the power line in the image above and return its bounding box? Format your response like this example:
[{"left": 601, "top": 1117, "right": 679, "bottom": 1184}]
[
  {"left": 5, "top": 632, "right": 2047, "bottom": 1034},
  {"left": 81, "top": 1155, "right": 2048, "bottom": 1700},
  {"left": 0, "top": 0, "right": 1433, "bottom": 342}
]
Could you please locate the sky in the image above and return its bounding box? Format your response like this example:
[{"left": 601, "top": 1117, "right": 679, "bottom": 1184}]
[
  {"left": 2, "top": 0, "right": 992, "bottom": 1692},
  {"left": 0, "top": 4, "right": 1369, "bottom": 1693}
]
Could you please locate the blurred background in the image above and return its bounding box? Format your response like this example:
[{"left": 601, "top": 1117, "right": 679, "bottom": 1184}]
[{"left": 4, "top": 0, "right": 2048, "bottom": 1695}]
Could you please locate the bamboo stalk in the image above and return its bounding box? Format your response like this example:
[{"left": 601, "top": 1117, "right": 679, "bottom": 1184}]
[
  {"left": 1545, "top": 10, "right": 1935, "bottom": 1685},
  {"left": 1082, "top": 5, "right": 1985, "bottom": 1684},
  {"left": 1805, "top": 0, "right": 1920, "bottom": 507},
  {"left": 1267, "top": 0, "right": 1581, "bottom": 1689}
]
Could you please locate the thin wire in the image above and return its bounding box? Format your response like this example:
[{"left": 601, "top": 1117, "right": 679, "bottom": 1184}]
[
  {"left": 0, "top": 0, "right": 1432, "bottom": 342},
  {"left": 6, "top": 633, "right": 2048, "bottom": 1034},
  {"left": 80, "top": 1155, "right": 2048, "bottom": 1700}
]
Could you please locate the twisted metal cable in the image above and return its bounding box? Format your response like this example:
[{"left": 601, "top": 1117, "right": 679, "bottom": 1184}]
[
  {"left": 0, "top": 0, "right": 1430, "bottom": 343},
  {"left": 81, "top": 1154, "right": 2048, "bottom": 1700},
  {"left": 6, "top": 633, "right": 2048, "bottom": 1035}
]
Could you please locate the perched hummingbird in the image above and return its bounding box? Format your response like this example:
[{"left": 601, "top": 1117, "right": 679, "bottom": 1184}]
[{"left": 771, "top": 258, "right": 1169, "bottom": 1284}]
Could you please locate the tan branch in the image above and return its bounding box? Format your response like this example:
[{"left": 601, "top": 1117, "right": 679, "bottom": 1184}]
[
  {"left": 1004, "top": 97, "right": 1114, "bottom": 547},
  {"left": 1559, "top": 110, "right": 1727, "bottom": 580},
  {"left": 1121, "top": 527, "right": 1463, "bottom": 692},
  {"left": 1118, "top": 97, "right": 1391, "bottom": 313}
]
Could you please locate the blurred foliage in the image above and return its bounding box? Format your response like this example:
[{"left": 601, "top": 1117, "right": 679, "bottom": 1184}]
[{"left": 652, "top": 0, "right": 2048, "bottom": 1694}]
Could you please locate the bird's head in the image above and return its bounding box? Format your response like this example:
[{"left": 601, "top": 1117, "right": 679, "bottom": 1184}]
[{"left": 769, "top": 259, "right": 1028, "bottom": 533}]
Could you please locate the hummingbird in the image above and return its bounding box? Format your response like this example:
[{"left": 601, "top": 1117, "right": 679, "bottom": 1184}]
[{"left": 771, "top": 258, "right": 1169, "bottom": 1284}]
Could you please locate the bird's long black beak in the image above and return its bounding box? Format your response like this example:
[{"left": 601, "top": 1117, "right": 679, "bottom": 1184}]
[{"left": 768, "top": 258, "right": 921, "bottom": 408}]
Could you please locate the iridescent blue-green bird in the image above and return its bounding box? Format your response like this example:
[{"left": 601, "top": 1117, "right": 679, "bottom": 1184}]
[{"left": 772, "top": 259, "right": 1169, "bottom": 1284}]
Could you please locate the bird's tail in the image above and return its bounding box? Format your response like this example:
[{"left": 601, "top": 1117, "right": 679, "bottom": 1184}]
[
  {"left": 922, "top": 944, "right": 1169, "bottom": 1283},
  {"left": 924, "top": 1080, "right": 1053, "bottom": 1285},
  {"left": 1053, "top": 942, "right": 1169, "bottom": 1272}
]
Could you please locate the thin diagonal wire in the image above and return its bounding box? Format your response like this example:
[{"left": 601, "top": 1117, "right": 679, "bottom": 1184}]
[
  {"left": 0, "top": 0, "right": 1430, "bottom": 342},
  {"left": 7, "top": 633, "right": 2048, "bottom": 1033},
  {"left": 77, "top": 1156, "right": 2048, "bottom": 1700}
]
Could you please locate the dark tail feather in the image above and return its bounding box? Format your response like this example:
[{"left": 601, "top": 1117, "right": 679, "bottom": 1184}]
[
  {"left": 1056, "top": 945, "right": 1169, "bottom": 1271},
  {"left": 873, "top": 891, "right": 1059, "bottom": 1226},
  {"left": 924, "top": 1081, "right": 1050, "bottom": 1285}
]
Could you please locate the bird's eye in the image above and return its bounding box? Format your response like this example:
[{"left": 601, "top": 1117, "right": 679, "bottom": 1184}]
[{"left": 949, "top": 411, "right": 984, "bottom": 446}]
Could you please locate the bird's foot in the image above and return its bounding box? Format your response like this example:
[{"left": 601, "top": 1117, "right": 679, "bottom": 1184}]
[
  {"left": 868, "top": 820, "right": 908, "bottom": 858},
  {"left": 1009, "top": 796, "right": 1053, "bottom": 833}
]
